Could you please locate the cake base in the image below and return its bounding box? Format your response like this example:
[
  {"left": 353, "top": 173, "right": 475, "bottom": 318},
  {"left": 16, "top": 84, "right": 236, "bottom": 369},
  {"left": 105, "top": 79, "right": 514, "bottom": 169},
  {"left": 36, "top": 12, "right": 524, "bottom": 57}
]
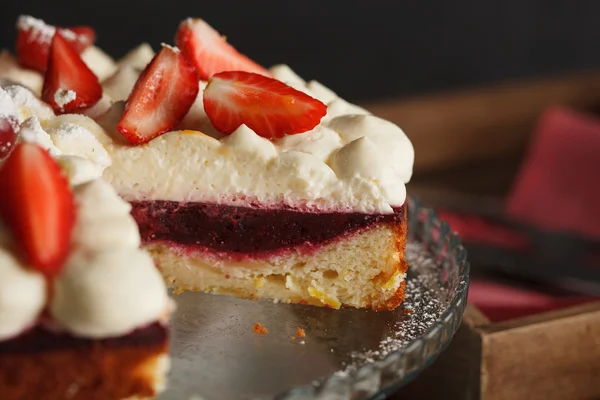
[
  {"left": 147, "top": 217, "right": 408, "bottom": 310},
  {"left": 0, "top": 324, "right": 169, "bottom": 400}
]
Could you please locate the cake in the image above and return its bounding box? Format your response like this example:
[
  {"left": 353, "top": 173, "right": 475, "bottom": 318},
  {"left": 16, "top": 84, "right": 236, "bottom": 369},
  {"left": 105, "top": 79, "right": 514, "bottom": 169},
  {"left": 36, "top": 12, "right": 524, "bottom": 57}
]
[
  {"left": 0, "top": 88, "right": 171, "bottom": 399},
  {"left": 0, "top": 16, "right": 414, "bottom": 310}
]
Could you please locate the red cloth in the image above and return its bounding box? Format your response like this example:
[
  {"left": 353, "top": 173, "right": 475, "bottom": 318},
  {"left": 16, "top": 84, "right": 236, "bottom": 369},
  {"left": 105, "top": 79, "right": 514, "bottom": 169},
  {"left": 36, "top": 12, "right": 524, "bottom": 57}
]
[
  {"left": 437, "top": 211, "right": 531, "bottom": 251},
  {"left": 469, "top": 279, "right": 597, "bottom": 322},
  {"left": 505, "top": 106, "right": 600, "bottom": 239}
]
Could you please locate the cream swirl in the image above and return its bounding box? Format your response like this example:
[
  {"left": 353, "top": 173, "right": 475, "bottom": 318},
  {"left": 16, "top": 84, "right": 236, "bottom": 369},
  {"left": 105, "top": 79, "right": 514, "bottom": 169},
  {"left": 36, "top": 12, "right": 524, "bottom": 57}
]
[
  {"left": 0, "top": 237, "right": 46, "bottom": 341},
  {"left": 50, "top": 179, "right": 169, "bottom": 338}
]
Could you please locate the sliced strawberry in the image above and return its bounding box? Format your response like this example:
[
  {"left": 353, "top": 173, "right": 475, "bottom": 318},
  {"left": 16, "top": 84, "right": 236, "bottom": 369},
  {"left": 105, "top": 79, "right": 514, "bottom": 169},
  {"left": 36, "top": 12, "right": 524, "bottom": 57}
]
[
  {"left": 0, "top": 88, "right": 19, "bottom": 160},
  {"left": 175, "top": 18, "right": 269, "bottom": 80},
  {"left": 41, "top": 32, "right": 102, "bottom": 114},
  {"left": 0, "top": 117, "right": 19, "bottom": 161},
  {"left": 203, "top": 71, "right": 327, "bottom": 138},
  {"left": 16, "top": 15, "right": 95, "bottom": 73},
  {"left": 117, "top": 45, "right": 199, "bottom": 145},
  {"left": 67, "top": 26, "right": 96, "bottom": 52},
  {"left": 0, "top": 142, "right": 75, "bottom": 276}
]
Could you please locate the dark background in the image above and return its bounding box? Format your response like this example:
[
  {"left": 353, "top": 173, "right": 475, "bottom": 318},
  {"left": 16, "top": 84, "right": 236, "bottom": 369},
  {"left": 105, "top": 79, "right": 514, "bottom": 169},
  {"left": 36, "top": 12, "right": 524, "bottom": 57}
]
[{"left": 2, "top": 0, "right": 600, "bottom": 102}]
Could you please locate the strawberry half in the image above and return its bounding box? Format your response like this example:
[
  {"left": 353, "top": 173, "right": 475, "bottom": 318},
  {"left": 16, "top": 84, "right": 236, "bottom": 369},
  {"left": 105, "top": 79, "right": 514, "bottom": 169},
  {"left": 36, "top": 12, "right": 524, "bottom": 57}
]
[
  {"left": 41, "top": 32, "right": 102, "bottom": 114},
  {"left": 16, "top": 15, "right": 95, "bottom": 73},
  {"left": 0, "top": 142, "right": 75, "bottom": 277},
  {"left": 117, "top": 45, "right": 199, "bottom": 145},
  {"left": 203, "top": 71, "right": 327, "bottom": 138},
  {"left": 175, "top": 18, "right": 269, "bottom": 80}
]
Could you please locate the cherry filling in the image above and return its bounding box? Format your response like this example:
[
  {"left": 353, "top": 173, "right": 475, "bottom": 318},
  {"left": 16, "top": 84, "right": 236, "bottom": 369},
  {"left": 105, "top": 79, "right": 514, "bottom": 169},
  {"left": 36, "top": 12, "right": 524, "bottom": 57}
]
[
  {"left": 131, "top": 201, "right": 405, "bottom": 253},
  {"left": 0, "top": 323, "right": 167, "bottom": 354}
]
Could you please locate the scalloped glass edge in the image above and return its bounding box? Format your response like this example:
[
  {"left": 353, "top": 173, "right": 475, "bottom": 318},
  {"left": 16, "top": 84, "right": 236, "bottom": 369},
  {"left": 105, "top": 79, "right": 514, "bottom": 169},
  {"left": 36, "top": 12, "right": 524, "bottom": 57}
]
[{"left": 269, "top": 197, "right": 472, "bottom": 400}]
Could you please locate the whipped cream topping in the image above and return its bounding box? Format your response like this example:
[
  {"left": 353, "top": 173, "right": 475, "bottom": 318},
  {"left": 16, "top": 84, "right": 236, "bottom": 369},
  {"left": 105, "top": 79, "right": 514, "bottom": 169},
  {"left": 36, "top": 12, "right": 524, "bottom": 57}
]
[
  {"left": 43, "top": 120, "right": 112, "bottom": 169},
  {"left": 328, "top": 114, "right": 414, "bottom": 183},
  {"left": 56, "top": 155, "right": 105, "bottom": 186},
  {"left": 0, "top": 241, "right": 46, "bottom": 341},
  {"left": 3, "top": 84, "right": 54, "bottom": 122},
  {"left": 118, "top": 43, "right": 155, "bottom": 70},
  {"left": 18, "top": 116, "right": 60, "bottom": 155},
  {"left": 268, "top": 64, "right": 371, "bottom": 121},
  {"left": 0, "top": 41, "right": 414, "bottom": 213},
  {"left": 80, "top": 46, "right": 118, "bottom": 82},
  {"left": 276, "top": 125, "right": 342, "bottom": 161},
  {"left": 0, "top": 91, "right": 168, "bottom": 340},
  {"left": 50, "top": 179, "right": 168, "bottom": 338},
  {"left": 89, "top": 64, "right": 412, "bottom": 213},
  {"left": 102, "top": 65, "right": 141, "bottom": 101},
  {"left": 81, "top": 92, "right": 113, "bottom": 119},
  {"left": 89, "top": 118, "right": 408, "bottom": 212},
  {"left": 17, "top": 115, "right": 107, "bottom": 184}
]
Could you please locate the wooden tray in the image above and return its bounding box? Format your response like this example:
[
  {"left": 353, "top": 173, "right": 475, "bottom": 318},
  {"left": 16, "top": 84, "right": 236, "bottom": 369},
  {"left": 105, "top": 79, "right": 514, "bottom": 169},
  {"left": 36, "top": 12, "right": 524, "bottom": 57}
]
[{"left": 391, "top": 302, "right": 600, "bottom": 400}]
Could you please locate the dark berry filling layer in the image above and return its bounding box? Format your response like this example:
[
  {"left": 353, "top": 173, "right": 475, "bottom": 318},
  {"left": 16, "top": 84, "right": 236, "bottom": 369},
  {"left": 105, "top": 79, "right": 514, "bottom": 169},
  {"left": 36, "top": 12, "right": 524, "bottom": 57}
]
[
  {"left": 131, "top": 201, "right": 404, "bottom": 253},
  {"left": 0, "top": 323, "right": 167, "bottom": 355}
]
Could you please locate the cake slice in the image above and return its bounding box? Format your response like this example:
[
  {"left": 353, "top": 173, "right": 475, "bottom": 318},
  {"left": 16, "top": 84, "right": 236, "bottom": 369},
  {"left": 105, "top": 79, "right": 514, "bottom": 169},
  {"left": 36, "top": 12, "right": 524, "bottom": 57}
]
[
  {"left": 0, "top": 89, "right": 171, "bottom": 400},
  {"left": 0, "top": 16, "right": 415, "bottom": 310}
]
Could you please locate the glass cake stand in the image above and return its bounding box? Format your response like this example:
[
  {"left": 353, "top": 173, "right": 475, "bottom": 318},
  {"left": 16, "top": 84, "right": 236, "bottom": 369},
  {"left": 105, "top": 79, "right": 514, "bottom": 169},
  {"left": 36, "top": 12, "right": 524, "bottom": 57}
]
[{"left": 159, "top": 197, "right": 471, "bottom": 400}]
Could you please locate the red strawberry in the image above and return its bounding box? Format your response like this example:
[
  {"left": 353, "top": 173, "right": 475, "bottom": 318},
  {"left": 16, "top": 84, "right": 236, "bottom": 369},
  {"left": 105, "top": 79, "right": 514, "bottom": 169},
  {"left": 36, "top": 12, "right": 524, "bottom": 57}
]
[
  {"left": 0, "top": 142, "right": 75, "bottom": 276},
  {"left": 117, "top": 45, "right": 199, "bottom": 145},
  {"left": 203, "top": 71, "right": 327, "bottom": 138},
  {"left": 16, "top": 15, "right": 95, "bottom": 73},
  {"left": 0, "top": 89, "right": 19, "bottom": 160},
  {"left": 175, "top": 18, "right": 269, "bottom": 80},
  {"left": 67, "top": 27, "right": 96, "bottom": 52},
  {"left": 0, "top": 117, "right": 19, "bottom": 161},
  {"left": 41, "top": 32, "right": 102, "bottom": 114}
]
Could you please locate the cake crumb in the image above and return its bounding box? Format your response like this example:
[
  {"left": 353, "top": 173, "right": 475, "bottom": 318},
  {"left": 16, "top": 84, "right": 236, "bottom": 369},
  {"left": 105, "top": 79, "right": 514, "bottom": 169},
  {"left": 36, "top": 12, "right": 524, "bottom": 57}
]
[
  {"left": 253, "top": 323, "right": 268, "bottom": 335},
  {"left": 299, "top": 340, "right": 306, "bottom": 345},
  {"left": 296, "top": 327, "right": 306, "bottom": 338},
  {"left": 404, "top": 308, "right": 414, "bottom": 315}
]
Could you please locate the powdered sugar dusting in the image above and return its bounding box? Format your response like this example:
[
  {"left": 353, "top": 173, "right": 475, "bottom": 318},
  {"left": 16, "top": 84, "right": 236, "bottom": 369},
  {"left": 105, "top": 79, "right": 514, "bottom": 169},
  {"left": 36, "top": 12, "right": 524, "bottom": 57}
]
[
  {"left": 17, "top": 15, "right": 82, "bottom": 45},
  {"left": 45, "top": 122, "right": 112, "bottom": 168},
  {"left": 4, "top": 85, "right": 55, "bottom": 122},
  {"left": 161, "top": 43, "right": 181, "bottom": 53},
  {"left": 335, "top": 242, "right": 449, "bottom": 377},
  {"left": 17, "top": 15, "right": 56, "bottom": 44},
  {"left": 51, "top": 121, "right": 92, "bottom": 139},
  {"left": 4, "top": 85, "right": 41, "bottom": 110},
  {"left": 54, "top": 89, "right": 77, "bottom": 109}
]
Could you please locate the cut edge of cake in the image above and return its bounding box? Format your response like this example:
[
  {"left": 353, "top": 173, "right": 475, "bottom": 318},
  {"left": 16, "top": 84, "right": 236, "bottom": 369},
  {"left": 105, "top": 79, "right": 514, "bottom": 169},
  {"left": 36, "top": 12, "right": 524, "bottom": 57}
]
[{"left": 150, "top": 214, "right": 408, "bottom": 310}]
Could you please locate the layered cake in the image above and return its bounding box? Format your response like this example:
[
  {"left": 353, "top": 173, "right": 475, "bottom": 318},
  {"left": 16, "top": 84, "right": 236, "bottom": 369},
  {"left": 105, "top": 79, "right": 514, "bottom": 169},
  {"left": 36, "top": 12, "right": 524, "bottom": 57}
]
[
  {"left": 0, "top": 16, "right": 414, "bottom": 310},
  {"left": 0, "top": 88, "right": 171, "bottom": 399}
]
